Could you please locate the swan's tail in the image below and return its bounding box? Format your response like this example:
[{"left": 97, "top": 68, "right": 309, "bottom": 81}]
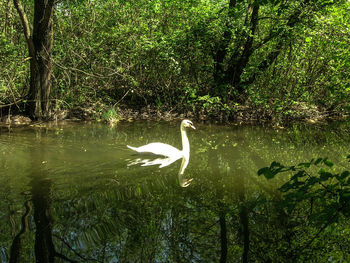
[{"left": 127, "top": 145, "right": 138, "bottom": 152}]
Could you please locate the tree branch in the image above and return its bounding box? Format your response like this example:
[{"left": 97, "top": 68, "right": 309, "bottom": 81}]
[
  {"left": 40, "top": 0, "right": 55, "bottom": 31},
  {"left": 13, "top": 0, "right": 35, "bottom": 57},
  {"left": 53, "top": 234, "right": 100, "bottom": 262},
  {"left": 244, "top": 0, "right": 310, "bottom": 86},
  {"left": 295, "top": 201, "right": 347, "bottom": 258},
  {"left": 9, "top": 200, "right": 32, "bottom": 263}
]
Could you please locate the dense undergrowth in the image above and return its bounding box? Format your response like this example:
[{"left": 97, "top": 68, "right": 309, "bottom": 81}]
[{"left": 0, "top": 0, "right": 349, "bottom": 123}]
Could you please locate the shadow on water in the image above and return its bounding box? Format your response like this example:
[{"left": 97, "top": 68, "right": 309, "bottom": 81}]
[
  {"left": 0, "top": 121, "right": 349, "bottom": 262},
  {"left": 9, "top": 129, "right": 79, "bottom": 263}
]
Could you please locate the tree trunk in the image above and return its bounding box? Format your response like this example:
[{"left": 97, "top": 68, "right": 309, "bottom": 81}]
[
  {"left": 219, "top": 206, "right": 228, "bottom": 263},
  {"left": 243, "top": 0, "right": 311, "bottom": 87},
  {"left": 229, "top": 1, "right": 260, "bottom": 97},
  {"left": 13, "top": 0, "right": 54, "bottom": 119},
  {"left": 240, "top": 204, "right": 249, "bottom": 263},
  {"left": 31, "top": 176, "right": 56, "bottom": 263},
  {"left": 236, "top": 169, "right": 250, "bottom": 263},
  {"left": 213, "top": 0, "right": 260, "bottom": 101},
  {"left": 213, "top": 0, "right": 236, "bottom": 95},
  {"left": 213, "top": 0, "right": 316, "bottom": 102}
]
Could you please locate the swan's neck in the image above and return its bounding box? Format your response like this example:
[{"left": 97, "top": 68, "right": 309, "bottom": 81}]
[{"left": 181, "top": 127, "right": 190, "bottom": 158}]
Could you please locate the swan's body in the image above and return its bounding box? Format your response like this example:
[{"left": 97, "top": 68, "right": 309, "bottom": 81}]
[
  {"left": 127, "top": 120, "right": 195, "bottom": 187},
  {"left": 127, "top": 120, "right": 195, "bottom": 160},
  {"left": 127, "top": 143, "right": 183, "bottom": 159}
]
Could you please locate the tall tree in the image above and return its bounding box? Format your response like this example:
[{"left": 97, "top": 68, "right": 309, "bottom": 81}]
[
  {"left": 13, "top": 0, "right": 54, "bottom": 119},
  {"left": 212, "top": 0, "right": 336, "bottom": 102}
]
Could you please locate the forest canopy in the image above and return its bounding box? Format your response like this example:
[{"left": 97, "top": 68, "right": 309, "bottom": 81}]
[{"left": 0, "top": 0, "right": 349, "bottom": 121}]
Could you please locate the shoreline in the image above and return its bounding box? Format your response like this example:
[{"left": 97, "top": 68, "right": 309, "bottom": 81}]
[{"left": 0, "top": 105, "right": 348, "bottom": 127}]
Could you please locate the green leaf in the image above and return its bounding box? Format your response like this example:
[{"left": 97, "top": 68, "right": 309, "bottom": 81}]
[
  {"left": 298, "top": 162, "right": 311, "bottom": 168},
  {"left": 340, "top": 191, "right": 350, "bottom": 200},
  {"left": 340, "top": 171, "right": 350, "bottom": 179},
  {"left": 291, "top": 170, "right": 307, "bottom": 180},
  {"left": 323, "top": 158, "right": 334, "bottom": 167},
  {"left": 257, "top": 167, "right": 275, "bottom": 179},
  {"left": 314, "top": 158, "right": 323, "bottom": 165},
  {"left": 319, "top": 170, "right": 333, "bottom": 181},
  {"left": 335, "top": 171, "right": 350, "bottom": 184},
  {"left": 271, "top": 161, "right": 283, "bottom": 168},
  {"left": 280, "top": 181, "right": 292, "bottom": 192},
  {"left": 306, "top": 176, "right": 320, "bottom": 186}
]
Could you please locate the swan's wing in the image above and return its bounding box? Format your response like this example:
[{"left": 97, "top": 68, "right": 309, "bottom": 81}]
[
  {"left": 127, "top": 156, "right": 181, "bottom": 168},
  {"left": 127, "top": 143, "right": 182, "bottom": 158},
  {"left": 142, "top": 156, "right": 180, "bottom": 168}
]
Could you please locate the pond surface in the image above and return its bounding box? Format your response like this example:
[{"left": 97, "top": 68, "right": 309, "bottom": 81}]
[{"left": 0, "top": 120, "right": 349, "bottom": 262}]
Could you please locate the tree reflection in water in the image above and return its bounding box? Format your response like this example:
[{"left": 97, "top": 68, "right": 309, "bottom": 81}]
[
  {"left": 9, "top": 130, "right": 79, "bottom": 263},
  {"left": 1, "top": 122, "right": 349, "bottom": 262}
]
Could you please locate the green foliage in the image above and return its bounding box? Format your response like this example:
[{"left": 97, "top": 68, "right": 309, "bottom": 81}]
[
  {"left": 102, "top": 107, "right": 121, "bottom": 125},
  {"left": 258, "top": 157, "right": 350, "bottom": 227},
  {"left": 1, "top": 0, "right": 349, "bottom": 120},
  {"left": 186, "top": 93, "right": 232, "bottom": 117},
  {"left": 250, "top": 1, "right": 350, "bottom": 117}
]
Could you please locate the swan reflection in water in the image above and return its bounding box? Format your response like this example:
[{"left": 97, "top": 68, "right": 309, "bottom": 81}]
[{"left": 127, "top": 120, "right": 195, "bottom": 187}]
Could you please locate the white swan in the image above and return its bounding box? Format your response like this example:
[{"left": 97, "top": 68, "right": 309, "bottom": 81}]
[
  {"left": 178, "top": 157, "right": 193, "bottom": 187},
  {"left": 127, "top": 155, "right": 193, "bottom": 187},
  {"left": 127, "top": 119, "right": 195, "bottom": 160}
]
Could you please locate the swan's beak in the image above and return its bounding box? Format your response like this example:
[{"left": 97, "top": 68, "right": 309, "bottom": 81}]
[
  {"left": 190, "top": 124, "right": 196, "bottom": 130},
  {"left": 181, "top": 178, "right": 193, "bottom": 187}
]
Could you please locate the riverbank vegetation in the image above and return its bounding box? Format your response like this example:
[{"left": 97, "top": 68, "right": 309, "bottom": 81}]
[{"left": 1, "top": 0, "right": 349, "bottom": 123}]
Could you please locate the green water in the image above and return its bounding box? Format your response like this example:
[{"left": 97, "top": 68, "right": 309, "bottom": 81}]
[{"left": 0, "top": 120, "right": 349, "bottom": 262}]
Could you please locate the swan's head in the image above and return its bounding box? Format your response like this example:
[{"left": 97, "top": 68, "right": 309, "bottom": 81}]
[
  {"left": 180, "top": 178, "right": 193, "bottom": 187},
  {"left": 181, "top": 119, "right": 196, "bottom": 130}
]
